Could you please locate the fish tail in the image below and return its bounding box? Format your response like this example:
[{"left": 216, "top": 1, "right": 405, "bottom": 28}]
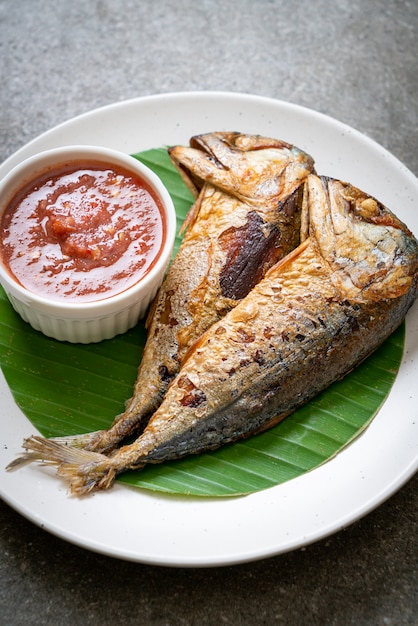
[
  {"left": 50, "top": 430, "right": 106, "bottom": 450},
  {"left": 6, "top": 436, "right": 116, "bottom": 495},
  {"left": 57, "top": 463, "right": 116, "bottom": 495}
]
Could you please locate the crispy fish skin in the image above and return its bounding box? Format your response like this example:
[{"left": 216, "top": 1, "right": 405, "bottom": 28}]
[
  {"left": 75, "top": 133, "right": 314, "bottom": 453},
  {"left": 12, "top": 174, "right": 418, "bottom": 494}
]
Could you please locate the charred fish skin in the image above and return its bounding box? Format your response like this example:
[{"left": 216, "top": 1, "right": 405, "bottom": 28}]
[
  {"left": 13, "top": 174, "right": 418, "bottom": 495},
  {"left": 168, "top": 131, "right": 316, "bottom": 301},
  {"left": 79, "top": 133, "right": 315, "bottom": 453}
]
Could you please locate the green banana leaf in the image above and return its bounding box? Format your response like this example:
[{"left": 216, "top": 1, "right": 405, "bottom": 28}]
[{"left": 0, "top": 148, "right": 404, "bottom": 497}]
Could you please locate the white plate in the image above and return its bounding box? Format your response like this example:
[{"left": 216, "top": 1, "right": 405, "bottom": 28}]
[{"left": 0, "top": 92, "right": 417, "bottom": 567}]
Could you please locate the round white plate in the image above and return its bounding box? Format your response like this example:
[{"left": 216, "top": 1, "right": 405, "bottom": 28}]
[{"left": 1, "top": 92, "right": 417, "bottom": 567}]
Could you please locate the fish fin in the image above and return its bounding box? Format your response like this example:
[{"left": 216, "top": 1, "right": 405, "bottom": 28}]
[
  {"left": 49, "top": 430, "right": 105, "bottom": 450},
  {"left": 57, "top": 464, "right": 117, "bottom": 495},
  {"left": 6, "top": 454, "right": 36, "bottom": 470},
  {"left": 6, "top": 435, "right": 107, "bottom": 468},
  {"left": 6, "top": 436, "right": 116, "bottom": 495},
  {"left": 179, "top": 188, "right": 205, "bottom": 235}
]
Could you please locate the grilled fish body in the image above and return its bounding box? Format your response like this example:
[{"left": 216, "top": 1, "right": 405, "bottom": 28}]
[
  {"left": 77, "top": 133, "right": 314, "bottom": 453},
  {"left": 14, "top": 174, "right": 418, "bottom": 494}
]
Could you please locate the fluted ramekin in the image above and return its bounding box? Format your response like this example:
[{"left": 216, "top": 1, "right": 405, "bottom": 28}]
[{"left": 0, "top": 145, "right": 177, "bottom": 343}]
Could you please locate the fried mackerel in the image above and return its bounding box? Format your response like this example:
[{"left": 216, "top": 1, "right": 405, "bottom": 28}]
[
  {"left": 9, "top": 174, "right": 418, "bottom": 495},
  {"left": 60, "top": 133, "right": 314, "bottom": 454}
]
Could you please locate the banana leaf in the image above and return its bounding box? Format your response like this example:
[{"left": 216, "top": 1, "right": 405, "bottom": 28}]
[{"left": 0, "top": 148, "right": 404, "bottom": 496}]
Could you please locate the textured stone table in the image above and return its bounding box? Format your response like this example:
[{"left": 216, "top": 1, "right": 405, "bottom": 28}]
[{"left": 0, "top": 1, "right": 417, "bottom": 624}]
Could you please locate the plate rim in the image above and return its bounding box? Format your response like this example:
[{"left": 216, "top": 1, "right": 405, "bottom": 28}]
[{"left": 1, "top": 91, "right": 417, "bottom": 567}]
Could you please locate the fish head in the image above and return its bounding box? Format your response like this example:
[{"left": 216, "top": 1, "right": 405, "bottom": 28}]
[
  {"left": 307, "top": 175, "right": 418, "bottom": 302},
  {"left": 168, "top": 132, "right": 315, "bottom": 206}
]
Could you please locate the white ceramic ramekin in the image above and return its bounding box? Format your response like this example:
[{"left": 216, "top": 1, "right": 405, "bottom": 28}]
[{"left": 0, "top": 145, "right": 177, "bottom": 343}]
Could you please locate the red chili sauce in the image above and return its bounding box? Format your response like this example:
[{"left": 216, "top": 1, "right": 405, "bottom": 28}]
[{"left": 0, "top": 161, "right": 166, "bottom": 302}]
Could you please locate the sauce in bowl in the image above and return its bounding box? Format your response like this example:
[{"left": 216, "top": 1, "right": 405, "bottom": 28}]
[{"left": 0, "top": 160, "right": 166, "bottom": 302}]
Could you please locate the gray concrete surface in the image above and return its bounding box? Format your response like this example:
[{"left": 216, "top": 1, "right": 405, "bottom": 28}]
[{"left": 0, "top": 1, "right": 417, "bottom": 624}]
